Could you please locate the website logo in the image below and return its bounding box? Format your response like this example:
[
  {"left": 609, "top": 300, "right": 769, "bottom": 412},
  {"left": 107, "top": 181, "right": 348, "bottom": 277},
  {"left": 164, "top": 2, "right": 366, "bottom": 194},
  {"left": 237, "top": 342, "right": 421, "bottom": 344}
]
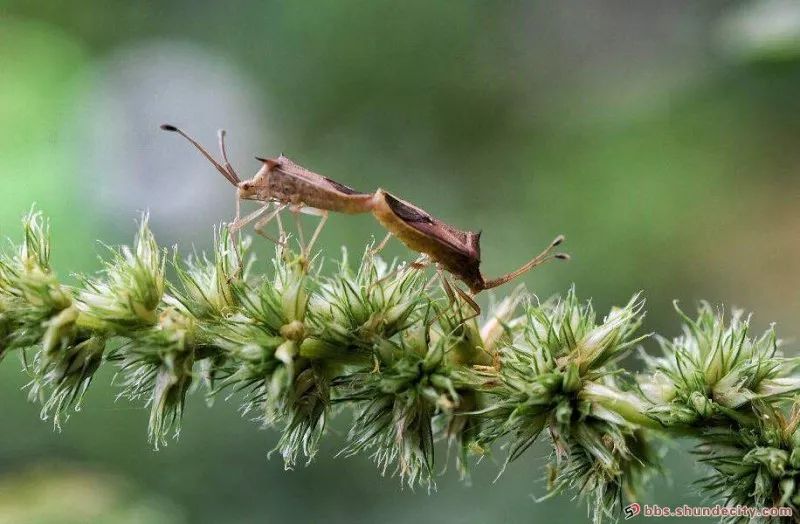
[{"left": 624, "top": 503, "right": 641, "bottom": 520}]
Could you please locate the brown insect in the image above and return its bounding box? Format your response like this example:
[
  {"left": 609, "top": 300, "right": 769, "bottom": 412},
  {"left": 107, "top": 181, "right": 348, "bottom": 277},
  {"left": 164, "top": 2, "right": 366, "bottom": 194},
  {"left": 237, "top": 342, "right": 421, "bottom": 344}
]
[
  {"left": 160, "top": 124, "right": 566, "bottom": 311},
  {"left": 160, "top": 124, "right": 373, "bottom": 254},
  {"left": 370, "top": 189, "right": 568, "bottom": 312}
]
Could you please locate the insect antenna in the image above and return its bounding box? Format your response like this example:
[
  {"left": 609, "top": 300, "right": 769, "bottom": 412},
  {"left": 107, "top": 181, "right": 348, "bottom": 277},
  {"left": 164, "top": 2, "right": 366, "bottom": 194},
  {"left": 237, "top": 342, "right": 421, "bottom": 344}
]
[
  {"left": 217, "top": 129, "right": 242, "bottom": 184},
  {"left": 160, "top": 124, "right": 241, "bottom": 186},
  {"left": 481, "top": 235, "right": 569, "bottom": 291}
]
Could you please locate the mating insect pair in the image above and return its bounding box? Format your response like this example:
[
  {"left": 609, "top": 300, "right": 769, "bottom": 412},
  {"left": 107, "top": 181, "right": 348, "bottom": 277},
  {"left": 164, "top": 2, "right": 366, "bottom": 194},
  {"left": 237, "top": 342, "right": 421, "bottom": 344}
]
[{"left": 161, "top": 124, "right": 568, "bottom": 312}]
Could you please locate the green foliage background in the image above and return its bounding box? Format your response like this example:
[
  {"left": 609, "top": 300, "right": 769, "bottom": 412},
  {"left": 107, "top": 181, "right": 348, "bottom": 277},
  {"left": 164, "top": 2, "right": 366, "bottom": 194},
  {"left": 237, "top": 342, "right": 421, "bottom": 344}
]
[{"left": 2, "top": 1, "right": 800, "bottom": 522}]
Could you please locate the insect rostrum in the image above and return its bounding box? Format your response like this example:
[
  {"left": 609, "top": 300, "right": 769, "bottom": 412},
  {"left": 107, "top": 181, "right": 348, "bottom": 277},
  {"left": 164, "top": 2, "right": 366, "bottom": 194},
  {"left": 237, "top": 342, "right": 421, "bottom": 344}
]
[{"left": 2, "top": 209, "right": 800, "bottom": 524}]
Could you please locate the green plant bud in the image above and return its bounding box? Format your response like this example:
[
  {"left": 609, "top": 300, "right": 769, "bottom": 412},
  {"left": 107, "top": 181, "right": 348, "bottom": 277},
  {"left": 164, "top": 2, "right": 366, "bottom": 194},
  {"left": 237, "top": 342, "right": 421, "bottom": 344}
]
[
  {"left": 280, "top": 278, "right": 307, "bottom": 323},
  {"left": 562, "top": 362, "right": 581, "bottom": 393},
  {"left": 576, "top": 295, "right": 644, "bottom": 373},
  {"left": 753, "top": 467, "right": 772, "bottom": 504},
  {"left": 711, "top": 377, "right": 754, "bottom": 409},
  {"left": 328, "top": 322, "right": 354, "bottom": 341},
  {"left": 275, "top": 340, "right": 299, "bottom": 366},
  {"left": 77, "top": 216, "right": 165, "bottom": 330},
  {"left": 375, "top": 338, "right": 399, "bottom": 364},
  {"left": 480, "top": 286, "right": 526, "bottom": 356},
  {"left": 238, "top": 343, "right": 268, "bottom": 362},
  {"left": 149, "top": 356, "right": 192, "bottom": 447},
  {"left": 780, "top": 478, "right": 796, "bottom": 506},
  {"left": 790, "top": 447, "right": 800, "bottom": 470},
  {"left": 46, "top": 284, "right": 72, "bottom": 311},
  {"left": 555, "top": 400, "right": 573, "bottom": 425},
  {"left": 744, "top": 447, "right": 788, "bottom": 477},
  {"left": 757, "top": 377, "right": 800, "bottom": 400},
  {"left": 279, "top": 320, "right": 305, "bottom": 342},
  {"left": 429, "top": 374, "right": 457, "bottom": 402},
  {"left": 402, "top": 322, "right": 429, "bottom": 358},
  {"left": 649, "top": 404, "right": 698, "bottom": 425},
  {"left": 530, "top": 374, "right": 562, "bottom": 398},
  {"left": 639, "top": 371, "right": 676, "bottom": 404},
  {"left": 0, "top": 313, "right": 10, "bottom": 355},
  {"left": 347, "top": 300, "right": 370, "bottom": 325},
  {"left": 168, "top": 228, "right": 243, "bottom": 319},
  {"left": 269, "top": 366, "right": 291, "bottom": 404},
  {"left": 383, "top": 301, "right": 416, "bottom": 330},
  {"left": 30, "top": 334, "right": 106, "bottom": 427},
  {"left": 359, "top": 311, "right": 385, "bottom": 337},
  {"left": 57, "top": 336, "right": 104, "bottom": 378},
  {"left": 690, "top": 391, "right": 714, "bottom": 417},
  {"left": 41, "top": 305, "right": 78, "bottom": 354},
  {"left": 297, "top": 338, "right": 335, "bottom": 360},
  {"left": 645, "top": 303, "right": 796, "bottom": 431},
  {"left": 422, "top": 343, "right": 444, "bottom": 372}
]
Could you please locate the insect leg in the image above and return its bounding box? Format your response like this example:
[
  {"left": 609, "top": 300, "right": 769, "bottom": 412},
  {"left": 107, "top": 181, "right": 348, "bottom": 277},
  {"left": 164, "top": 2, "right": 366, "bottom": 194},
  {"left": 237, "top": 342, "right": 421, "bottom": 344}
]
[
  {"left": 367, "top": 255, "right": 428, "bottom": 293},
  {"left": 452, "top": 283, "right": 481, "bottom": 318},
  {"left": 253, "top": 204, "right": 289, "bottom": 247},
  {"left": 368, "top": 232, "right": 393, "bottom": 257},
  {"left": 290, "top": 204, "right": 306, "bottom": 254},
  {"left": 428, "top": 271, "right": 480, "bottom": 327},
  {"left": 233, "top": 195, "right": 243, "bottom": 270},
  {"left": 275, "top": 210, "right": 286, "bottom": 245},
  {"left": 438, "top": 269, "right": 457, "bottom": 306},
  {"left": 230, "top": 203, "right": 272, "bottom": 233},
  {"left": 436, "top": 269, "right": 481, "bottom": 318},
  {"left": 304, "top": 211, "right": 329, "bottom": 257}
]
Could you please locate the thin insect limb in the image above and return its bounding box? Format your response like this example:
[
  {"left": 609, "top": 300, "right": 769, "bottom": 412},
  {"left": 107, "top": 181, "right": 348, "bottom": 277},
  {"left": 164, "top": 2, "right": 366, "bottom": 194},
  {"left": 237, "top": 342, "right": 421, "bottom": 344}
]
[
  {"left": 436, "top": 269, "right": 480, "bottom": 319},
  {"left": 253, "top": 204, "right": 289, "bottom": 247},
  {"left": 452, "top": 283, "right": 481, "bottom": 319},
  {"left": 234, "top": 194, "right": 243, "bottom": 270},
  {"left": 368, "top": 232, "right": 392, "bottom": 257},
  {"left": 275, "top": 211, "right": 286, "bottom": 245},
  {"left": 429, "top": 274, "right": 466, "bottom": 325},
  {"left": 230, "top": 203, "right": 273, "bottom": 233},
  {"left": 304, "top": 211, "right": 329, "bottom": 257},
  {"left": 290, "top": 205, "right": 306, "bottom": 255},
  {"left": 229, "top": 203, "right": 273, "bottom": 275},
  {"left": 367, "top": 255, "right": 428, "bottom": 293},
  {"left": 423, "top": 272, "right": 439, "bottom": 292},
  {"left": 438, "top": 270, "right": 457, "bottom": 306},
  {"left": 481, "top": 235, "right": 569, "bottom": 291}
]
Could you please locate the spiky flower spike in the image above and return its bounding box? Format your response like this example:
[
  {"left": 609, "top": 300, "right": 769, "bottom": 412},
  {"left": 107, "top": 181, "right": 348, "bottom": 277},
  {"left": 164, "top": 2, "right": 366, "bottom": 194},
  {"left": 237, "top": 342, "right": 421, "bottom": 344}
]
[
  {"left": 640, "top": 302, "right": 800, "bottom": 428},
  {"left": 695, "top": 402, "right": 800, "bottom": 521},
  {"left": 0, "top": 209, "right": 72, "bottom": 359},
  {"left": 213, "top": 246, "right": 321, "bottom": 468},
  {"left": 474, "top": 289, "right": 658, "bottom": 523},
  {"left": 6, "top": 208, "right": 800, "bottom": 524},
  {"left": 78, "top": 215, "right": 165, "bottom": 330},
  {"left": 0, "top": 209, "right": 103, "bottom": 427},
  {"left": 638, "top": 303, "right": 800, "bottom": 520},
  {"left": 318, "top": 250, "right": 437, "bottom": 485}
]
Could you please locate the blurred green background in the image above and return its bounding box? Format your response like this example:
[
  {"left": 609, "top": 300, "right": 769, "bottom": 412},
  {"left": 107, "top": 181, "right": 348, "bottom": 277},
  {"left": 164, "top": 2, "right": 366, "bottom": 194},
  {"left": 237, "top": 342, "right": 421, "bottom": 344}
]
[{"left": 2, "top": 1, "right": 800, "bottom": 522}]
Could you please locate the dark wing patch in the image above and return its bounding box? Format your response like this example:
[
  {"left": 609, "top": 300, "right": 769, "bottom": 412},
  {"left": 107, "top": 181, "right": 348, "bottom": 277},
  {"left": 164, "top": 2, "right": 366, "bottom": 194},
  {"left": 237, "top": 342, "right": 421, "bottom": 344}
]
[
  {"left": 323, "top": 176, "right": 369, "bottom": 196},
  {"left": 384, "top": 193, "right": 433, "bottom": 223}
]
